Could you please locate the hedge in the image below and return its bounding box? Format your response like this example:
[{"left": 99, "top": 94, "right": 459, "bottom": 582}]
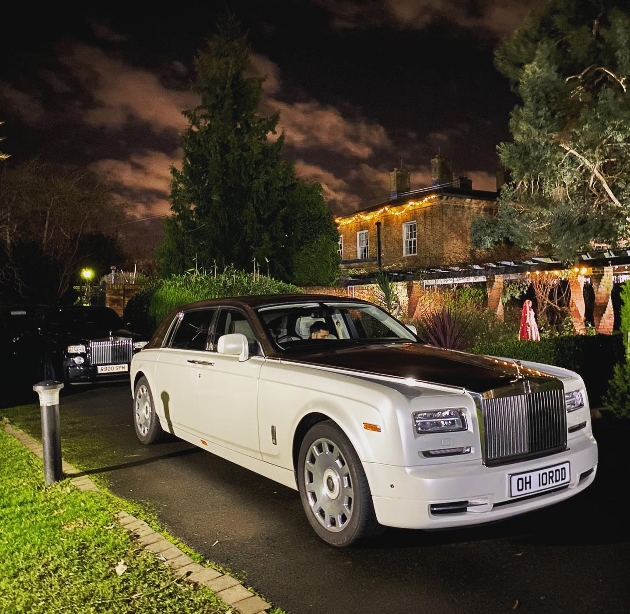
[{"left": 472, "top": 333, "right": 625, "bottom": 407}]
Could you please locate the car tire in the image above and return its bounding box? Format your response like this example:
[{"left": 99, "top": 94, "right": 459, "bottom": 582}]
[
  {"left": 133, "top": 376, "right": 166, "bottom": 444},
  {"left": 297, "top": 420, "right": 382, "bottom": 547}
]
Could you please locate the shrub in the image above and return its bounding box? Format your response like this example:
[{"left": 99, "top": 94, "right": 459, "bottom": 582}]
[
  {"left": 473, "top": 333, "right": 625, "bottom": 407},
  {"left": 125, "top": 267, "right": 302, "bottom": 337},
  {"left": 122, "top": 277, "right": 162, "bottom": 338},
  {"left": 602, "top": 279, "right": 630, "bottom": 418},
  {"left": 619, "top": 280, "right": 630, "bottom": 356},
  {"left": 602, "top": 362, "right": 630, "bottom": 419},
  {"left": 416, "top": 307, "right": 474, "bottom": 350}
]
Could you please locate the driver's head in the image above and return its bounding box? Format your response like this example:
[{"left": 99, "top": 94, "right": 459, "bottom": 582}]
[{"left": 309, "top": 321, "right": 330, "bottom": 339}]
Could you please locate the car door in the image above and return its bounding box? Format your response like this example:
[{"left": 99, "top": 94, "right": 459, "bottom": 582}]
[
  {"left": 195, "top": 307, "right": 263, "bottom": 460},
  {"left": 152, "top": 308, "right": 217, "bottom": 436}
]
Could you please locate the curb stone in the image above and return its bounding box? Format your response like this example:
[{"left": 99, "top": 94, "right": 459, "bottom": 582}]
[{"left": 2, "top": 422, "right": 272, "bottom": 614}]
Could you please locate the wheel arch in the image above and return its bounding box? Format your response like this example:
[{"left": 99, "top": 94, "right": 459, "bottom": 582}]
[
  {"left": 292, "top": 412, "right": 331, "bottom": 474},
  {"left": 132, "top": 370, "right": 146, "bottom": 394}
]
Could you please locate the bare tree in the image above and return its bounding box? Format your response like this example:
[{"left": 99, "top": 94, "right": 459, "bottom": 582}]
[
  {"left": 0, "top": 160, "right": 127, "bottom": 301},
  {"left": 527, "top": 271, "right": 571, "bottom": 331}
]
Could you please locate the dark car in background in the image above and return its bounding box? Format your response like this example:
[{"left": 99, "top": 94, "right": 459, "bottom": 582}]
[
  {"left": 36, "top": 305, "right": 148, "bottom": 385},
  {"left": 1, "top": 304, "right": 48, "bottom": 387}
]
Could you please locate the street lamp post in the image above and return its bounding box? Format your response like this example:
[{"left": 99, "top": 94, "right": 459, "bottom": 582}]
[{"left": 80, "top": 268, "right": 95, "bottom": 306}]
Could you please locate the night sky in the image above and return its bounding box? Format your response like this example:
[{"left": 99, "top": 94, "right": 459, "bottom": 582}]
[{"left": 0, "top": 0, "right": 545, "bottom": 247}]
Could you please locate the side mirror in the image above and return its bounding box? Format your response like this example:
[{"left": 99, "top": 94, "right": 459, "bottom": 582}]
[
  {"left": 406, "top": 324, "right": 418, "bottom": 336},
  {"left": 217, "top": 333, "right": 249, "bottom": 362}
]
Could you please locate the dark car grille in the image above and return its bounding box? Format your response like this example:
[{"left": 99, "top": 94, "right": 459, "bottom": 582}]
[
  {"left": 482, "top": 389, "right": 567, "bottom": 466},
  {"left": 89, "top": 339, "right": 133, "bottom": 365}
]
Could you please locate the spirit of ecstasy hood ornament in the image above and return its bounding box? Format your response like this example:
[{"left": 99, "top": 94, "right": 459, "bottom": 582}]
[{"left": 513, "top": 359, "right": 524, "bottom": 380}]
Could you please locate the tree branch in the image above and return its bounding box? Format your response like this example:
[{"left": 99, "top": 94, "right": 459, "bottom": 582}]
[
  {"left": 566, "top": 65, "right": 627, "bottom": 92},
  {"left": 558, "top": 144, "right": 623, "bottom": 208}
]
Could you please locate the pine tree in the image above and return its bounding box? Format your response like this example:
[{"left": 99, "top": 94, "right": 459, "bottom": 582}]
[
  {"left": 473, "top": 0, "right": 630, "bottom": 260},
  {"left": 159, "top": 14, "right": 339, "bottom": 285},
  {"left": 160, "top": 14, "right": 295, "bottom": 277}
]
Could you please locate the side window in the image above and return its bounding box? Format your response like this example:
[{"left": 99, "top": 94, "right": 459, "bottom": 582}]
[
  {"left": 212, "top": 309, "right": 260, "bottom": 355},
  {"left": 169, "top": 309, "right": 216, "bottom": 350}
]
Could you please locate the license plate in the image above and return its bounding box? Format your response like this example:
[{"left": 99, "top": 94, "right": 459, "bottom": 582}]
[
  {"left": 509, "top": 461, "right": 570, "bottom": 497},
  {"left": 97, "top": 364, "right": 129, "bottom": 374}
]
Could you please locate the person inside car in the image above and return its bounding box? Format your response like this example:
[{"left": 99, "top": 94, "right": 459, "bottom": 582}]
[{"left": 309, "top": 321, "right": 331, "bottom": 339}]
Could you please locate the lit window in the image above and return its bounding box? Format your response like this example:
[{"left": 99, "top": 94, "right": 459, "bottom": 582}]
[
  {"left": 357, "top": 230, "right": 369, "bottom": 259},
  {"left": 338, "top": 235, "right": 343, "bottom": 258},
  {"left": 403, "top": 221, "right": 417, "bottom": 256}
]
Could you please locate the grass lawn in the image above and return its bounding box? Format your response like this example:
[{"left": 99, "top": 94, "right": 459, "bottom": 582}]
[{"left": 0, "top": 421, "right": 280, "bottom": 614}]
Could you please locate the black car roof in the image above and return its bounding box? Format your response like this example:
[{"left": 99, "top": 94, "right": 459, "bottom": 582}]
[{"left": 176, "top": 293, "right": 372, "bottom": 312}]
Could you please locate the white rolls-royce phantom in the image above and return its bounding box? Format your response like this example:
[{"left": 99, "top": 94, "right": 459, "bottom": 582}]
[{"left": 130, "top": 294, "right": 598, "bottom": 547}]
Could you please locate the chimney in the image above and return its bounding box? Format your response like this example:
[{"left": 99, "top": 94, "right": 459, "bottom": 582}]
[
  {"left": 390, "top": 166, "right": 410, "bottom": 199},
  {"left": 430, "top": 155, "right": 454, "bottom": 186}
]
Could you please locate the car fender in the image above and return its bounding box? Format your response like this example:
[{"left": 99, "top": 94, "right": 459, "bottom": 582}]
[{"left": 257, "top": 359, "right": 474, "bottom": 470}]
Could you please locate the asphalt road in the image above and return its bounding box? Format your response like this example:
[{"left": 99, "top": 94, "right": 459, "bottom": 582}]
[{"left": 17, "top": 383, "right": 630, "bottom": 614}]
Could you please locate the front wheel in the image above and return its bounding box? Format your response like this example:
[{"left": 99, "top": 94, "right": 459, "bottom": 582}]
[
  {"left": 133, "top": 376, "right": 165, "bottom": 444},
  {"left": 297, "top": 420, "right": 382, "bottom": 547}
]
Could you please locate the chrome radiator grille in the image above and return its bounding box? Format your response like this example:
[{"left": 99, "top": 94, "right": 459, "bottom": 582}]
[
  {"left": 89, "top": 339, "right": 133, "bottom": 365},
  {"left": 482, "top": 389, "right": 567, "bottom": 465}
]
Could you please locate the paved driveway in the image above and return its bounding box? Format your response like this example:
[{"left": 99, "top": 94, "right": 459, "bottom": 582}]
[{"left": 11, "top": 383, "right": 630, "bottom": 614}]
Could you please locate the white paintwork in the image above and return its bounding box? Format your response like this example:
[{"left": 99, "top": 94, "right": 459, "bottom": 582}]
[{"left": 130, "top": 343, "right": 598, "bottom": 532}]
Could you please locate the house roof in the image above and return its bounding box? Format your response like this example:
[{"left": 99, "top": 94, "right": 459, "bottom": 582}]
[{"left": 336, "top": 183, "right": 498, "bottom": 220}]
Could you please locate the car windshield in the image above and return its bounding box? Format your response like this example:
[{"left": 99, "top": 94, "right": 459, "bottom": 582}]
[
  {"left": 46, "top": 308, "right": 125, "bottom": 333},
  {"left": 256, "top": 301, "right": 417, "bottom": 349}
]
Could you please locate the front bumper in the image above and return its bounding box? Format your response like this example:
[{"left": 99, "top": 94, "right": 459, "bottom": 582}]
[
  {"left": 65, "top": 361, "right": 130, "bottom": 384},
  {"left": 364, "top": 433, "right": 598, "bottom": 530}
]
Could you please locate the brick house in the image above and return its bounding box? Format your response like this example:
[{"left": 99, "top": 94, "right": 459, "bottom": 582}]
[
  {"left": 336, "top": 155, "right": 498, "bottom": 272},
  {"left": 333, "top": 156, "right": 628, "bottom": 335}
]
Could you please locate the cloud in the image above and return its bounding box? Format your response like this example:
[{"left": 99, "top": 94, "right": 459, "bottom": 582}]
[
  {"left": 252, "top": 54, "right": 392, "bottom": 159},
  {"left": 59, "top": 43, "right": 198, "bottom": 131},
  {"left": 89, "top": 149, "right": 178, "bottom": 217},
  {"left": 294, "top": 160, "right": 362, "bottom": 214},
  {"left": 250, "top": 53, "right": 282, "bottom": 95},
  {"left": 0, "top": 81, "right": 47, "bottom": 126},
  {"left": 314, "top": 0, "right": 546, "bottom": 36},
  {"left": 464, "top": 169, "right": 497, "bottom": 191},
  {"left": 273, "top": 100, "right": 391, "bottom": 158}
]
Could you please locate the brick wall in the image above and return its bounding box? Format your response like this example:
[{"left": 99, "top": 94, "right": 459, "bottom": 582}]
[
  {"left": 337, "top": 194, "right": 496, "bottom": 271},
  {"left": 106, "top": 284, "right": 140, "bottom": 318}
]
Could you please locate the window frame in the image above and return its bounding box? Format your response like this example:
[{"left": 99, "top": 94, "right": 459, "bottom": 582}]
[
  {"left": 402, "top": 220, "right": 417, "bottom": 256},
  {"left": 167, "top": 308, "right": 217, "bottom": 351},
  {"left": 357, "top": 230, "right": 369, "bottom": 259}
]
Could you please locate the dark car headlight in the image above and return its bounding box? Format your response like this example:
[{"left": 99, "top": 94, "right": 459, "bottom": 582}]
[{"left": 134, "top": 341, "right": 148, "bottom": 350}]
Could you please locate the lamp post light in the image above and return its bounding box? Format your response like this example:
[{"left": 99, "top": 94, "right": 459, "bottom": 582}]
[
  {"left": 33, "top": 380, "right": 64, "bottom": 484},
  {"left": 80, "top": 267, "right": 95, "bottom": 306}
]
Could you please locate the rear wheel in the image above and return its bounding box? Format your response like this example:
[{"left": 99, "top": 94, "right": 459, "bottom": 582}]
[
  {"left": 297, "top": 420, "right": 382, "bottom": 547},
  {"left": 133, "top": 376, "right": 165, "bottom": 444}
]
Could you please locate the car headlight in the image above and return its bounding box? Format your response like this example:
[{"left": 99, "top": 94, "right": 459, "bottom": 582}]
[
  {"left": 565, "top": 389, "right": 585, "bottom": 412},
  {"left": 133, "top": 341, "right": 148, "bottom": 350},
  {"left": 412, "top": 409, "right": 467, "bottom": 434},
  {"left": 67, "top": 344, "right": 86, "bottom": 354}
]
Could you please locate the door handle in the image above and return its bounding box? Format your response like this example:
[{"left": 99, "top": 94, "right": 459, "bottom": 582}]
[{"left": 187, "top": 359, "right": 214, "bottom": 366}]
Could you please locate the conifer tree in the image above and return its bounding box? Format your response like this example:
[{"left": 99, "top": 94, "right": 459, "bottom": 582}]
[
  {"left": 472, "top": 0, "right": 630, "bottom": 260},
  {"left": 159, "top": 14, "right": 339, "bottom": 284}
]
